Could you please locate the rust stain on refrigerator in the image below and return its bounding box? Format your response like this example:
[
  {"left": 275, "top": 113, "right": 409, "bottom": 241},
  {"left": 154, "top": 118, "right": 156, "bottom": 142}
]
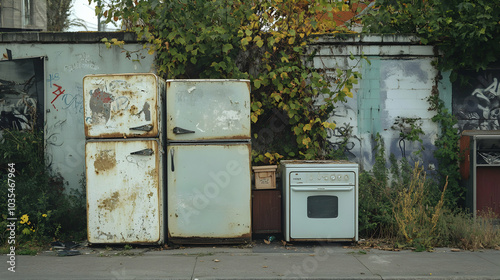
[
  {"left": 93, "top": 150, "right": 116, "bottom": 173},
  {"left": 98, "top": 191, "right": 120, "bottom": 212}
]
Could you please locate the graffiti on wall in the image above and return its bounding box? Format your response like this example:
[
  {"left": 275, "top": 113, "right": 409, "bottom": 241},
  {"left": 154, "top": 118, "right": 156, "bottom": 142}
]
[
  {"left": 47, "top": 73, "right": 84, "bottom": 115},
  {"left": 453, "top": 70, "right": 500, "bottom": 132},
  {"left": 0, "top": 58, "right": 44, "bottom": 132},
  {"left": 0, "top": 80, "right": 36, "bottom": 130},
  {"left": 325, "top": 101, "right": 359, "bottom": 160},
  {"left": 64, "top": 53, "right": 99, "bottom": 72},
  {"left": 326, "top": 123, "right": 359, "bottom": 161}
]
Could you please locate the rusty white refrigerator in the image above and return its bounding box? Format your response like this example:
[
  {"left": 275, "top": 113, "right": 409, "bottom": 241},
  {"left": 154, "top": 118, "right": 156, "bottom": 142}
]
[
  {"left": 83, "top": 73, "right": 166, "bottom": 244},
  {"left": 166, "top": 80, "right": 252, "bottom": 244}
]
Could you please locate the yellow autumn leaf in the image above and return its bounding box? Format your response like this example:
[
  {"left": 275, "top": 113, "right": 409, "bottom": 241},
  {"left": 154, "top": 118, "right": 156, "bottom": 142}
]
[
  {"left": 322, "top": 122, "right": 337, "bottom": 130},
  {"left": 302, "top": 137, "right": 311, "bottom": 147},
  {"left": 343, "top": 87, "right": 353, "bottom": 98},
  {"left": 303, "top": 123, "right": 312, "bottom": 131}
]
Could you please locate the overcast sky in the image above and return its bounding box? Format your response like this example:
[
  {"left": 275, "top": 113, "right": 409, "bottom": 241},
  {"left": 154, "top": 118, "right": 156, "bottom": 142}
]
[{"left": 68, "top": 0, "right": 120, "bottom": 31}]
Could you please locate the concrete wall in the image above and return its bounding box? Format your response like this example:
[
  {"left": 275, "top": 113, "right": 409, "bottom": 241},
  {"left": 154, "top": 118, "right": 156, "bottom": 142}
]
[
  {"left": 309, "top": 34, "right": 453, "bottom": 171},
  {"left": 0, "top": 32, "right": 155, "bottom": 191}
]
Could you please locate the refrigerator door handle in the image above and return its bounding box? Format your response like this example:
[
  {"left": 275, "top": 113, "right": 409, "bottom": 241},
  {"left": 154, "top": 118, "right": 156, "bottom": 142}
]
[
  {"left": 170, "top": 149, "right": 174, "bottom": 172},
  {"left": 130, "top": 124, "right": 154, "bottom": 131},
  {"left": 130, "top": 149, "right": 154, "bottom": 156},
  {"left": 173, "top": 127, "right": 195, "bottom": 134}
]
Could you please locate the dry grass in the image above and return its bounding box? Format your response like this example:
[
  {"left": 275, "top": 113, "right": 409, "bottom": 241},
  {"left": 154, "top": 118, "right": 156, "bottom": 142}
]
[{"left": 446, "top": 210, "right": 500, "bottom": 250}]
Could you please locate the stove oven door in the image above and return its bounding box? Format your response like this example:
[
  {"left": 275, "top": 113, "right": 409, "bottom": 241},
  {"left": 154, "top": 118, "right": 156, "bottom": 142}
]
[{"left": 289, "top": 186, "right": 356, "bottom": 240}]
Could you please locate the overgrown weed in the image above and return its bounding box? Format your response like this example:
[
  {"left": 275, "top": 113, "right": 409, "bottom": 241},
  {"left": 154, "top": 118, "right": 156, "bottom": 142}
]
[
  {"left": 359, "top": 135, "right": 499, "bottom": 250},
  {"left": 0, "top": 129, "right": 86, "bottom": 248},
  {"left": 392, "top": 163, "right": 447, "bottom": 250}
]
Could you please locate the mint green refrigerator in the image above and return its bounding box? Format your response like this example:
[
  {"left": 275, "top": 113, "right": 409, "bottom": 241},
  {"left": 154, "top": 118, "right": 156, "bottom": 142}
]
[{"left": 166, "top": 80, "right": 252, "bottom": 244}]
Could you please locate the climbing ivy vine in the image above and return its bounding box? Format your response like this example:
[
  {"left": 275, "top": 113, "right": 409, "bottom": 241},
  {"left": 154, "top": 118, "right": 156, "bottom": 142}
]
[
  {"left": 92, "top": 0, "right": 366, "bottom": 162},
  {"left": 427, "top": 86, "right": 464, "bottom": 208},
  {"left": 361, "top": 0, "right": 500, "bottom": 80}
]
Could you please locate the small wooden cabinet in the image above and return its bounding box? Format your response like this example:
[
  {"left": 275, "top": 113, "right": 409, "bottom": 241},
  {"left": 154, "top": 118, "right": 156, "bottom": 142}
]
[{"left": 251, "top": 189, "right": 282, "bottom": 234}]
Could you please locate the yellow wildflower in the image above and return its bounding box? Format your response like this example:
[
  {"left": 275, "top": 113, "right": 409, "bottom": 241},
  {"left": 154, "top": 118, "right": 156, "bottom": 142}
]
[
  {"left": 20, "top": 214, "right": 29, "bottom": 224},
  {"left": 42, "top": 214, "right": 47, "bottom": 218}
]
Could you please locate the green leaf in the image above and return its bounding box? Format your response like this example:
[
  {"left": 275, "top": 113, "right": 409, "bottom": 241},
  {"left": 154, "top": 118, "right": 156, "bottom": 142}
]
[
  {"left": 293, "top": 126, "right": 301, "bottom": 135},
  {"left": 241, "top": 37, "right": 249, "bottom": 46},
  {"left": 95, "top": 6, "right": 102, "bottom": 16},
  {"left": 222, "top": 44, "right": 233, "bottom": 54},
  {"left": 254, "top": 79, "right": 261, "bottom": 89}
]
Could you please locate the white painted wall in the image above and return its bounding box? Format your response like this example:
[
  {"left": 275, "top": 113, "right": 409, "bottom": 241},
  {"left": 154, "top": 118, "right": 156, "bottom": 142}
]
[{"left": 310, "top": 35, "right": 452, "bottom": 171}]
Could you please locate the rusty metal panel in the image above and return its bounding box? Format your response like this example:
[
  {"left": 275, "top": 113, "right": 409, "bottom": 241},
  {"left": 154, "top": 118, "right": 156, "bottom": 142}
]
[
  {"left": 86, "top": 139, "right": 163, "bottom": 244},
  {"left": 83, "top": 73, "right": 165, "bottom": 138},
  {"left": 167, "top": 143, "right": 251, "bottom": 242},
  {"left": 166, "top": 79, "right": 251, "bottom": 141}
]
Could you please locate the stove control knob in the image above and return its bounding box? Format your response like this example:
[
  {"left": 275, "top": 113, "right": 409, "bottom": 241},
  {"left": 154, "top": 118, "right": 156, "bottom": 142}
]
[
  {"left": 337, "top": 175, "right": 342, "bottom": 180},
  {"left": 323, "top": 176, "right": 328, "bottom": 181},
  {"left": 344, "top": 175, "right": 349, "bottom": 180},
  {"left": 330, "top": 175, "right": 336, "bottom": 181}
]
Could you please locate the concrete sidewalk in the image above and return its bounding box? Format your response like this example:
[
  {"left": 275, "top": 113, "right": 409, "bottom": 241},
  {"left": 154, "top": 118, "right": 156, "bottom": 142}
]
[{"left": 2, "top": 241, "right": 500, "bottom": 280}]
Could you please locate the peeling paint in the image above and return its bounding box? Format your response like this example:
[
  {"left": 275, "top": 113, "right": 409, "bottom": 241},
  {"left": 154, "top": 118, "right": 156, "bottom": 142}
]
[
  {"left": 140, "top": 102, "right": 151, "bottom": 121},
  {"left": 83, "top": 74, "right": 162, "bottom": 138},
  {"left": 89, "top": 88, "right": 114, "bottom": 125},
  {"left": 215, "top": 110, "right": 242, "bottom": 131},
  {"left": 97, "top": 231, "right": 117, "bottom": 240}
]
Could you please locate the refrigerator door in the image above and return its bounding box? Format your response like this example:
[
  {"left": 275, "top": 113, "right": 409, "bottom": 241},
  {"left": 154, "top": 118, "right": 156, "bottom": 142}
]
[
  {"left": 166, "top": 80, "right": 250, "bottom": 141},
  {"left": 83, "top": 73, "right": 165, "bottom": 138},
  {"left": 86, "top": 139, "right": 163, "bottom": 244},
  {"left": 167, "top": 143, "right": 251, "bottom": 243}
]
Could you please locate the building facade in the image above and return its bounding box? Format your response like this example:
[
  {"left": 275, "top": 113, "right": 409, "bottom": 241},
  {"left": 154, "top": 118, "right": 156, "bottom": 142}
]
[{"left": 0, "top": 0, "right": 47, "bottom": 31}]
